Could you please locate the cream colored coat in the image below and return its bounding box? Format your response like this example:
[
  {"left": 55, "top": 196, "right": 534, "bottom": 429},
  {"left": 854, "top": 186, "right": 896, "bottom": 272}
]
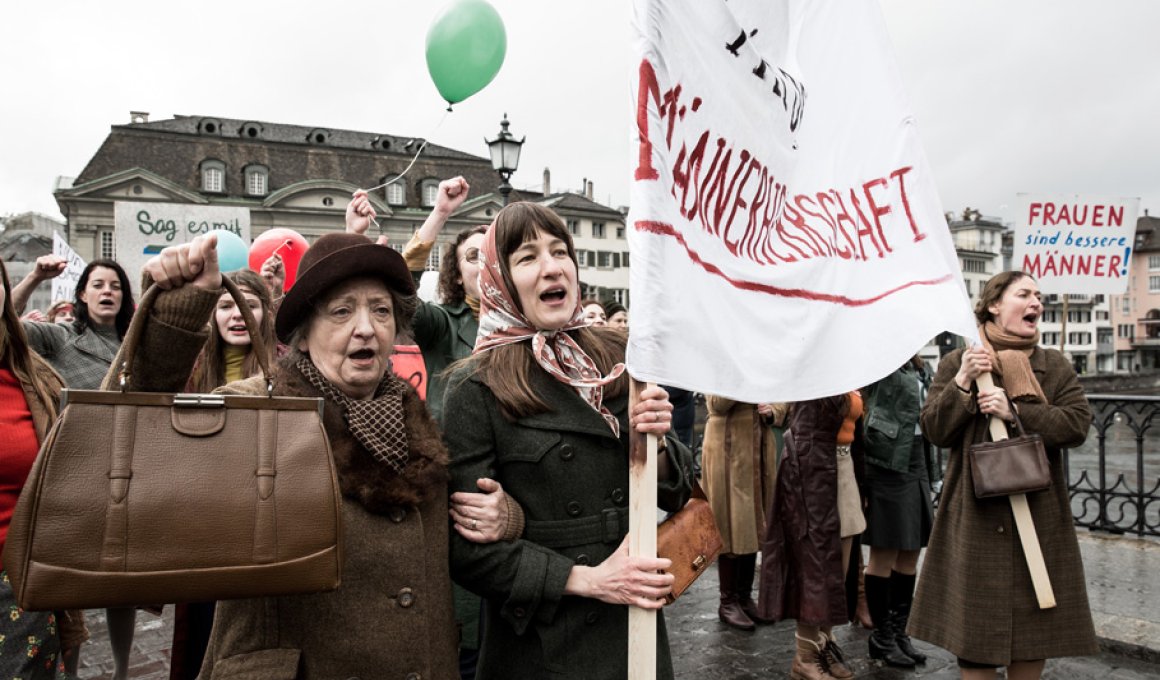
[{"left": 701, "top": 398, "right": 782, "bottom": 555}]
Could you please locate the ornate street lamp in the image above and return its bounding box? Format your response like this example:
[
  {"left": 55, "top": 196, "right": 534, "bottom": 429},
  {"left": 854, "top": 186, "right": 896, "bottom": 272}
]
[{"left": 485, "top": 113, "right": 524, "bottom": 205}]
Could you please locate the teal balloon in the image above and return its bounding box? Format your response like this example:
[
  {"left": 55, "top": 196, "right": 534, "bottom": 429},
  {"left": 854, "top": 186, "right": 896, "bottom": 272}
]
[
  {"left": 210, "top": 230, "right": 249, "bottom": 273},
  {"left": 425, "top": 0, "right": 506, "bottom": 105}
]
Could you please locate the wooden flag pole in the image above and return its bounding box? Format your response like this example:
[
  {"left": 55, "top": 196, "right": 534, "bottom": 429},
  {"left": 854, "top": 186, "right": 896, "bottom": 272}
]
[
  {"left": 627, "top": 378, "right": 658, "bottom": 680},
  {"left": 975, "top": 372, "right": 1057, "bottom": 609}
]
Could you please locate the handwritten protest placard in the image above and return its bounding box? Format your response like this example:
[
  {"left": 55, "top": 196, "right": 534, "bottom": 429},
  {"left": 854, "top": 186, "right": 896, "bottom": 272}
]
[
  {"left": 51, "top": 231, "right": 86, "bottom": 304},
  {"left": 1013, "top": 194, "right": 1138, "bottom": 294},
  {"left": 114, "top": 202, "right": 251, "bottom": 296}
]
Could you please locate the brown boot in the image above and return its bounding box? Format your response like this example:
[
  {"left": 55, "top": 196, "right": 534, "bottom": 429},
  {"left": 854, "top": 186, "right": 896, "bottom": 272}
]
[
  {"left": 791, "top": 633, "right": 837, "bottom": 680},
  {"left": 819, "top": 632, "right": 854, "bottom": 680},
  {"left": 734, "top": 553, "right": 767, "bottom": 624},
  {"left": 717, "top": 555, "right": 755, "bottom": 631},
  {"left": 855, "top": 561, "right": 873, "bottom": 629}
]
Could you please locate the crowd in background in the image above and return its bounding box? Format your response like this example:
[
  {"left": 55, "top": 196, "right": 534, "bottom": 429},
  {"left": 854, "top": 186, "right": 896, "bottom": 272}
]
[{"left": 0, "top": 176, "right": 1097, "bottom": 680}]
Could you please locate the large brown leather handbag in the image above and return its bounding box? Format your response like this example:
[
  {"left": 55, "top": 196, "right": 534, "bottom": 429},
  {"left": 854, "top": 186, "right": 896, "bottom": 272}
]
[
  {"left": 3, "top": 279, "right": 343, "bottom": 610},
  {"left": 968, "top": 396, "right": 1052, "bottom": 499},
  {"left": 658, "top": 478, "right": 722, "bottom": 604}
]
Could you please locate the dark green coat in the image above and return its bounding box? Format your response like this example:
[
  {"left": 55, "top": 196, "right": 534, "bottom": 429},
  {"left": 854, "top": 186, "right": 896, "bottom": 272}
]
[
  {"left": 862, "top": 362, "right": 931, "bottom": 473},
  {"left": 443, "top": 366, "right": 693, "bottom": 680},
  {"left": 412, "top": 295, "right": 478, "bottom": 423}
]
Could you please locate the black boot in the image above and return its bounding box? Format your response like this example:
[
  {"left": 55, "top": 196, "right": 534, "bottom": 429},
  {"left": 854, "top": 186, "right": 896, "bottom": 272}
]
[
  {"left": 890, "top": 571, "right": 927, "bottom": 664},
  {"left": 717, "top": 555, "right": 755, "bottom": 631},
  {"left": 865, "top": 573, "right": 915, "bottom": 668}
]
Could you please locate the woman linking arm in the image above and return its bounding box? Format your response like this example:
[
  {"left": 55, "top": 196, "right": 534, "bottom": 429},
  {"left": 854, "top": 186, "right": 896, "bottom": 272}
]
[
  {"left": 122, "top": 232, "right": 506, "bottom": 678},
  {"left": 442, "top": 203, "right": 694, "bottom": 680},
  {"left": 908, "top": 271, "right": 1097, "bottom": 679}
]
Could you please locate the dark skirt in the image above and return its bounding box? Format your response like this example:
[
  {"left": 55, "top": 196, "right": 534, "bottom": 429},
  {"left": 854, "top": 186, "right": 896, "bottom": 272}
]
[
  {"left": 0, "top": 572, "right": 67, "bottom": 679},
  {"left": 863, "top": 435, "right": 933, "bottom": 551}
]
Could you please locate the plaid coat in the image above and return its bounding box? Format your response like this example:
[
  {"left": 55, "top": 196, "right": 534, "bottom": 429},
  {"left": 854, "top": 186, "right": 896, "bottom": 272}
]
[
  {"left": 908, "top": 347, "right": 1098, "bottom": 665},
  {"left": 22, "top": 321, "right": 119, "bottom": 389}
]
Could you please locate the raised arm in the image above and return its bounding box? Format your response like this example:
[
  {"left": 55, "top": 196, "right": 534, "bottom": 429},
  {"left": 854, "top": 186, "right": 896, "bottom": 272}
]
[{"left": 12, "top": 255, "right": 66, "bottom": 313}]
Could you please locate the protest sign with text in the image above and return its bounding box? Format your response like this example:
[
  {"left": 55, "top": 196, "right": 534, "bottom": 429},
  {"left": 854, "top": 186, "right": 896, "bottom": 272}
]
[
  {"left": 113, "top": 202, "right": 251, "bottom": 296},
  {"left": 627, "top": 0, "right": 975, "bottom": 403},
  {"left": 51, "top": 231, "right": 86, "bottom": 303},
  {"left": 1013, "top": 194, "right": 1138, "bottom": 295}
]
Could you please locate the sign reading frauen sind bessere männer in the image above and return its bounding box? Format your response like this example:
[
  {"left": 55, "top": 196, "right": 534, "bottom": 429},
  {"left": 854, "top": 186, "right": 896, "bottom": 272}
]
[{"left": 113, "top": 202, "right": 251, "bottom": 296}]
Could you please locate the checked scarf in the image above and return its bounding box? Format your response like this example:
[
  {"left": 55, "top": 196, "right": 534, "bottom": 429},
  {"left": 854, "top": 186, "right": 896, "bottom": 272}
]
[
  {"left": 297, "top": 357, "right": 411, "bottom": 473},
  {"left": 473, "top": 225, "right": 625, "bottom": 436}
]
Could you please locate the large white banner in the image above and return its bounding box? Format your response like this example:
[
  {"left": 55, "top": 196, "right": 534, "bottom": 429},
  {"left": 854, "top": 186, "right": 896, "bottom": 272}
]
[
  {"left": 51, "top": 231, "right": 86, "bottom": 303},
  {"left": 1012, "top": 194, "right": 1138, "bottom": 295},
  {"left": 114, "top": 202, "right": 251, "bottom": 296},
  {"left": 627, "top": 0, "right": 975, "bottom": 402}
]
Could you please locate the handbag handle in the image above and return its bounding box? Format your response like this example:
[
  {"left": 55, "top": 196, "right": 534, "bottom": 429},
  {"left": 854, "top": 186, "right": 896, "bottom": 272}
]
[
  {"left": 985, "top": 392, "right": 1029, "bottom": 440},
  {"left": 115, "top": 277, "right": 274, "bottom": 394}
]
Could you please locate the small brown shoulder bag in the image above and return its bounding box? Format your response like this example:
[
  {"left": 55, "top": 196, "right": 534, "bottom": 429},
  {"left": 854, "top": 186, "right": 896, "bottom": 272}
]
[
  {"left": 657, "top": 478, "right": 722, "bottom": 604},
  {"left": 968, "top": 395, "right": 1051, "bottom": 499}
]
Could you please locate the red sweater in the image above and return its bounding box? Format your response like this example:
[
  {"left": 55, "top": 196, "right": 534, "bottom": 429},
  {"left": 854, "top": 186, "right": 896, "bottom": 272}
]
[{"left": 0, "top": 366, "right": 41, "bottom": 568}]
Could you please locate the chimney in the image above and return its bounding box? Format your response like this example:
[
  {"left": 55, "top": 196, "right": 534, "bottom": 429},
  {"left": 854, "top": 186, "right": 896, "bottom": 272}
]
[
  {"left": 586, "top": 180, "right": 594, "bottom": 200},
  {"left": 543, "top": 167, "right": 551, "bottom": 196},
  {"left": 129, "top": 111, "right": 150, "bottom": 124}
]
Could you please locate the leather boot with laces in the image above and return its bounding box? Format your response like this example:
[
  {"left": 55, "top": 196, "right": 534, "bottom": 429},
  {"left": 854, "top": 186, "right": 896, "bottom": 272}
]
[
  {"left": 819, "top": 632, "right": 853, "bottom": 680},
  {"left": 790, "top": 633, "right": 837, "bottom": 680}
]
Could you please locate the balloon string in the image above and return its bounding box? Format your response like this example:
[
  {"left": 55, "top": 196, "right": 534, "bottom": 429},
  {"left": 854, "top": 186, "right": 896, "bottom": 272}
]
[{"left": 364, "top": 109, "right": 451, "bottom": 194}]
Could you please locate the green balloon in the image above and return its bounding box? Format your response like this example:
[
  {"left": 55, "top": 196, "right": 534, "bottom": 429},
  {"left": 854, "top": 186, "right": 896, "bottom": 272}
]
[{"left": 425, "top": 0, "right": 507, "bottom": 105}]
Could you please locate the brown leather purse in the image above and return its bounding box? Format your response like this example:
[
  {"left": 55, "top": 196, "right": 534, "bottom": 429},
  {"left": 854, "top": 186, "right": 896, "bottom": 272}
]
[
  {"left": 3, "top": 279, "right": 343, "bottom": 610},
  {"left": 968, "top": 396, "right": 1052, "bottom": 499},
  {"left": 657, "top": 478, "right": 722, "bottom": 604}
]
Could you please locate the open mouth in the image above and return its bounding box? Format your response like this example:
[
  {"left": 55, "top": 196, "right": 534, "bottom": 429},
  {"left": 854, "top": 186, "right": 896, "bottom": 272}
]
[
  {"left": 540, "top": 287, "right": 567, "bottom": 303},
  {"left": 98, "top": 300, "right": 116, "bottom": 308},
  {"left": 228, "top": 324, "right": 248, "bottom": 334},
  {"left": 1023, "top": 313, "right": 1039, "bottom": 324},
  {"left": 349, "top": 348, "right": 376, "bottom": 361}
]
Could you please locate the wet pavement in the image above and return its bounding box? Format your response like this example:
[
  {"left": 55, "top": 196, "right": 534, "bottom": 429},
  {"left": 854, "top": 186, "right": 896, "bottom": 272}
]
[{"left": 74, "top": 531, "right": 1160, "bottom": 679}]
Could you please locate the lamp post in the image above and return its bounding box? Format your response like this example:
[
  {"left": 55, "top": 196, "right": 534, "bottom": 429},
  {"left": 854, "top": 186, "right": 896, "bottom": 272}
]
[{"left": 485, "top": 113, "right": 525, "bottom": 205}]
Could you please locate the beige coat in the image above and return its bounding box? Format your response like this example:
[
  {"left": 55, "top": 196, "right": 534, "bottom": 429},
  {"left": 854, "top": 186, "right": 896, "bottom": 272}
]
[
  {"left": 701, "top": 397, "right": 780, "bottom": 555},
  {"left": 908, "top": 347, "right": 1098, "bottom": 665}
]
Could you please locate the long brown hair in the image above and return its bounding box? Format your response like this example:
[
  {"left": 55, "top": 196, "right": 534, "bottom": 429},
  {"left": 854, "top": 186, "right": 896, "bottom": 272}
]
[
  {"left": 454, "top": 203, "right": 627, "bottom": 421},
  {"left": 0, "top": 259, "right": 64, "bottom": 422},
  {"left": 188, "top": 269, "right": 276, "bottom": 392}
]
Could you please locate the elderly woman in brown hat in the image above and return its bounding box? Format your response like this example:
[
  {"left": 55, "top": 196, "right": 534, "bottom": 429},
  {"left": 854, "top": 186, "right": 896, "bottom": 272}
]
[{"left": 120, "top": 232, "right": 513, "bottom": 679}]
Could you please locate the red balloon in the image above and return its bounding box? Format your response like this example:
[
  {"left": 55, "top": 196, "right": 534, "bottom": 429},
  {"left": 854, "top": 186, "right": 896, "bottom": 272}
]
[{"left": 249, "top": 228, "right": 310, "bottom": 290}]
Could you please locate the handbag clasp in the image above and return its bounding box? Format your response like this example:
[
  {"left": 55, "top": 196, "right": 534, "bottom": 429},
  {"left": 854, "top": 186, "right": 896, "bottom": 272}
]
[{"left": 173, "top": 394, "right": 226, "bottom": 408}]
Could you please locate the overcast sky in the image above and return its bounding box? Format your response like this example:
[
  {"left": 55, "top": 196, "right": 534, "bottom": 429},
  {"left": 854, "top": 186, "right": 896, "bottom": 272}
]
[{"left": 2, "top": 0, "right": 1158, "bottom": 225}]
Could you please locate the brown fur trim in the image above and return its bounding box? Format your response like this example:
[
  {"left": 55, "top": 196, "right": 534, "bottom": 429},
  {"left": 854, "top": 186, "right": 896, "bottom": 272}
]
[{"left": 275, "top": 360, "right": 449, "bottom": 512}]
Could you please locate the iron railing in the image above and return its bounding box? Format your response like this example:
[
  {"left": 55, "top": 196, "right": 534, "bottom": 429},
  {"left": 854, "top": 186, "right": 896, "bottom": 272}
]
[
  {"left": 1067, "top": 395, "right": 1159, "bottom": 537},
  {"left": 933, "top": 394, "right": 1159, "bottom": 538}
]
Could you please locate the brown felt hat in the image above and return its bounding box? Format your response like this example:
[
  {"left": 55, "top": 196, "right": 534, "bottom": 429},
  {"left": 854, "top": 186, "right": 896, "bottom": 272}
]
[{"left": 275, "top": 232, "right": 414, "bottom": 343}]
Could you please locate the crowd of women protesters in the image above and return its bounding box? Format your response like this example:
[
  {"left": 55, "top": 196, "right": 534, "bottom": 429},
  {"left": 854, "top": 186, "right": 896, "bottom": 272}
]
[{"left": 0, "top": 174, "right": 1097, "bottom": 680}]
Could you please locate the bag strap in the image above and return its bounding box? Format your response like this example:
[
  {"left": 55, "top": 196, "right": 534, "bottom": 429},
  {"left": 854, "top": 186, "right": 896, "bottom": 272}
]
[
  {"left": 115, "top": 277, "right": 274, "bottom": 394},
  {"left": 984, "top": 392, "right": 1028, "bottom": 439}
]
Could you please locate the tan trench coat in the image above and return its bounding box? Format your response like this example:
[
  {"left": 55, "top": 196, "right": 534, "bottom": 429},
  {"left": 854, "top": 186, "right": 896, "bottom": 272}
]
[
  {"left": 908, "top": 347, "right": 1098, "bottom": 665},
  {"left": 701, "top": 397, "right": 780, "bottom": 555}
]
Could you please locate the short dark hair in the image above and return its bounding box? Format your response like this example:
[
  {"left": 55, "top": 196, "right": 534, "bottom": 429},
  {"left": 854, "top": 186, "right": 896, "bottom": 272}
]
[{"left": 974, "top": 271, "right": 1033, "bottom": 325}]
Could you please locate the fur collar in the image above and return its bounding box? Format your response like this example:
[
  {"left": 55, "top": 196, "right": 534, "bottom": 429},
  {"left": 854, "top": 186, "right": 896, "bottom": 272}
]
[{"left": 274, "top": 360, "right": 449, "bottom": 513}]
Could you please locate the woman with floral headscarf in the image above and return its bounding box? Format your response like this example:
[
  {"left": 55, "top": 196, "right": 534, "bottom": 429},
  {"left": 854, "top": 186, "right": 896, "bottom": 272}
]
[{"left": 442, "top": 202, "right": 694, "bottom": 680}]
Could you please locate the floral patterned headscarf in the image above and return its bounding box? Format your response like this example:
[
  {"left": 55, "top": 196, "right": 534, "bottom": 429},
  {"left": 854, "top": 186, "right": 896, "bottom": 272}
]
[{"left": 473, "top": 223, "right": 625, "bottom": 435}]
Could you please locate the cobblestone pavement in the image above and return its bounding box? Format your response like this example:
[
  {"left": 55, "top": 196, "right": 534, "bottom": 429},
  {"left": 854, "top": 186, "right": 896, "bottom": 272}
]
[{"left": 73, "top": 532, "right": 1160, "bottom": 679}]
